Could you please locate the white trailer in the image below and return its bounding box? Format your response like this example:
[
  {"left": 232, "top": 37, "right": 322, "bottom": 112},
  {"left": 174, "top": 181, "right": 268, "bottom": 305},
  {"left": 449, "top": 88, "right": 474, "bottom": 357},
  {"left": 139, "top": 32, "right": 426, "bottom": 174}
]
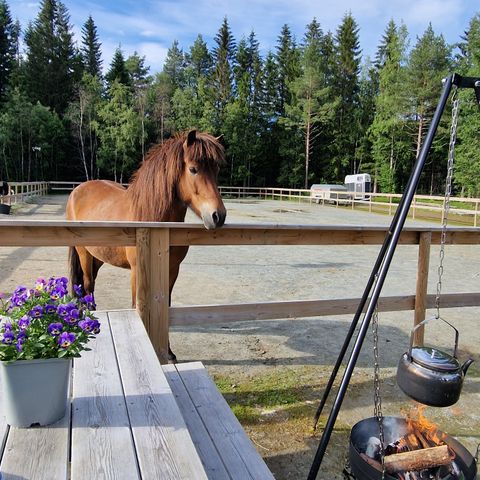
[
  {"left": 344, "top": 174, "right": 371, "bottom": 200},
  {"left": 310, "top": 184, "right": 348, "bottom": 204}
]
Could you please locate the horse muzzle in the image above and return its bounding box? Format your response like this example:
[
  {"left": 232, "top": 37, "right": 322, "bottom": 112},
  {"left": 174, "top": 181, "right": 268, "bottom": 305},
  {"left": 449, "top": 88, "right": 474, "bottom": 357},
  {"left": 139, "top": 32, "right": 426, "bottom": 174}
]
[{"left": 202, "top": 207, "right": 226, "bottom": 230}]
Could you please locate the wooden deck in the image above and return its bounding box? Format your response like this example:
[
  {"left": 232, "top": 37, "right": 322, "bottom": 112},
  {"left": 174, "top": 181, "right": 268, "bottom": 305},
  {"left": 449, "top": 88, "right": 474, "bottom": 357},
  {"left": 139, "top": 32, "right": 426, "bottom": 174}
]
[{"left": 0, "top": 310, "right": 273, "bottom": 480}]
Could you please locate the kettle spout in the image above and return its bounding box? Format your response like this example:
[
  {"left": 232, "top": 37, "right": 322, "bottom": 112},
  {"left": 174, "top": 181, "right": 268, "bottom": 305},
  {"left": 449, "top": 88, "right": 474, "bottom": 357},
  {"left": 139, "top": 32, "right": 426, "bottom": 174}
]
[{"left": 462, "top": 358, "right": 474, "bottom": 375}]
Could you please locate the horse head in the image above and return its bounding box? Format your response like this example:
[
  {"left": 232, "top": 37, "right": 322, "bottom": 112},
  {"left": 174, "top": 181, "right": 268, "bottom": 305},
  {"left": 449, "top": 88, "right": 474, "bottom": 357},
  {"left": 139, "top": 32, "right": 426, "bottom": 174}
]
[{"left": 178, "top": 130, "right": 226, "bottom": 230}]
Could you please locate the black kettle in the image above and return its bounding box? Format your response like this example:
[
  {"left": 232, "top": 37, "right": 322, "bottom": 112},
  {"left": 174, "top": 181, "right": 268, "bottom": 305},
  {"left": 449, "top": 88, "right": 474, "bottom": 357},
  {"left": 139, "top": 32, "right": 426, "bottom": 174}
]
[{"left": 396, "top": 317, "right": 474, "bottom": 407}]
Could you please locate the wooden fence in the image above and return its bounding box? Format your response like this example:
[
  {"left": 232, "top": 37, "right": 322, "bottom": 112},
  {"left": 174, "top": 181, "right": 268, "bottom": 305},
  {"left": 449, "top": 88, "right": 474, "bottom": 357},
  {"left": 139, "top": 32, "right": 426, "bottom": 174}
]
[
  {"left": 47, "top": 182, "right": 480, "bottom": 227},
  {"left": 0, "top": 182, "right": 49, "bottom": 205},
  {"left": 0, "top": 220, "right": 479, "bottom": 363}
]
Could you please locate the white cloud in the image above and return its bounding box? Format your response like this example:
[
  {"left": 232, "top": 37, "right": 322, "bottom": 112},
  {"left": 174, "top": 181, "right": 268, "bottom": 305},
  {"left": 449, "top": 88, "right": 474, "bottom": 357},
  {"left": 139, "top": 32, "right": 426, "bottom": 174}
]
[{"left": 8, "top": 0, "right": 477, "bottom": 73}]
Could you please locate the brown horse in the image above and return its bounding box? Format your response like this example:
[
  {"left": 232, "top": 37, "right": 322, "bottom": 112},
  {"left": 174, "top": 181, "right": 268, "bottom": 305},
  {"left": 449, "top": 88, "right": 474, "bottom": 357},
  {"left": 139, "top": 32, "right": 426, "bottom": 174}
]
[{"left": 66, "top": 130, "right": 226, "bottom": 361}]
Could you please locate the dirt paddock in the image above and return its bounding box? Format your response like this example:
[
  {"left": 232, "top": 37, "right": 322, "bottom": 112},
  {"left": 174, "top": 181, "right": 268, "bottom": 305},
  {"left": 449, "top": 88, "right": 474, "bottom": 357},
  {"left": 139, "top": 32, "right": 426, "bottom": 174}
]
[{"left": 1, "top": 195, "right": 479, "bottom": 479}]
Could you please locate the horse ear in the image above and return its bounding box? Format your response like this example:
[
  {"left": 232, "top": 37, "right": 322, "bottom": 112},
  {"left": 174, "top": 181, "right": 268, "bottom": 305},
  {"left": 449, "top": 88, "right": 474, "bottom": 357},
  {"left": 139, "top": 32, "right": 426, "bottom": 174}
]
[{"left": 185, "top": 129, "right": 197, "bottom": 147}]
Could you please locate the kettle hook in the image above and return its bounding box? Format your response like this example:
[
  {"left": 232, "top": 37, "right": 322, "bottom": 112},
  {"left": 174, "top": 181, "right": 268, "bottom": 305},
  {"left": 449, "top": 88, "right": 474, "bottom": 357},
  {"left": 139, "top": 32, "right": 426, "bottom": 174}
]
[{"left": 409, "top": 315, "right": 459, "bottom": 358}]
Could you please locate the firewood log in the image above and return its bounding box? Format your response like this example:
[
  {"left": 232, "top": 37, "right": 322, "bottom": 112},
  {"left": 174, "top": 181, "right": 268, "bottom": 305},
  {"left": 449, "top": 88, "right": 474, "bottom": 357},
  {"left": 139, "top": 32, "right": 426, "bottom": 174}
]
[{"left": 384, "top": 444, "right": 451, "bottom": 473}]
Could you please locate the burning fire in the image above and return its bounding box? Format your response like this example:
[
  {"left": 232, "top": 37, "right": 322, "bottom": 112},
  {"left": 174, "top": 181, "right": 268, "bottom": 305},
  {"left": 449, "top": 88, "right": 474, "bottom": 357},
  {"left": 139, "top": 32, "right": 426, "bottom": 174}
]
[{"left": 404, "top": 405, "right": 447, "bottom": 447}]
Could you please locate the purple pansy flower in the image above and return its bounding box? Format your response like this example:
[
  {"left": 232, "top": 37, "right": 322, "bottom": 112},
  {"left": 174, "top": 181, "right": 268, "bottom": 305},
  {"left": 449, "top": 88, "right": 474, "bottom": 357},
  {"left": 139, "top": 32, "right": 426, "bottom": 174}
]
[
  {"left": 11, "top": 286, "right": 28, "bottom": 306},
  {"left": 34, "top": 278, "right": 46, "bottom": 290},
  {"left": 81, "top": 293, "right": 96, "bottom": 309},
  {"left": 15, "top": 338, "right": 24, "bottom": 352},
  {"left": 47, "top": 323, "right": 63, "bottom": 337},
  {"left": 58, "top": 332, "right": 76, "bottom": 349},
  {"left": 18, "top": 315, "right": 30, "bottom": 330},
  {"left": 2, "top": 331, "right": 14, "bottom": 344},
  {"left": 57, "top": 303, "right": 75, "bottom": 317},
  {"left": 78, "top": 317, "right": 97, "bottom": 332},
  {"left": 90, "top": 319, "right": 100, "bottom": 334},
  {"left": 45, "top": 303, "right": 56, "bottom": 314},
  {"left": 29, "top": 305, "right": 44, "bottom": 318},
  {"left": 65, "top": 308, "right": 80, "bottom": 325},
  {"left": 3, "top": 322, "right": 12, "bottom": 332},
  {"left": 73, "top": 284, "right": 83, "bottom": 296}
]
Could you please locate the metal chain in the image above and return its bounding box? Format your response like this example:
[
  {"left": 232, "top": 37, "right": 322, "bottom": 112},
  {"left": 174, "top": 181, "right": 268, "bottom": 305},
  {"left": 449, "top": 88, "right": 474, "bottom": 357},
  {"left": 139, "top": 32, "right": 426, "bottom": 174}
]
[
  {"left": 372, "top": 276, "right": 386, "bottom": 479},
  {"left": 435, "top": 88, "right": 460, "bottom": 318}
]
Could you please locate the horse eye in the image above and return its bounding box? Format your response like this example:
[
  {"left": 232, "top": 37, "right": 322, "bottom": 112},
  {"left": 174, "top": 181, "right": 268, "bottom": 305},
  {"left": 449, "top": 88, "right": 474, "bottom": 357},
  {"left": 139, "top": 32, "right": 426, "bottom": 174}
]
[{"left": 189, "top": 166, "right": 198, "bottom": 175}]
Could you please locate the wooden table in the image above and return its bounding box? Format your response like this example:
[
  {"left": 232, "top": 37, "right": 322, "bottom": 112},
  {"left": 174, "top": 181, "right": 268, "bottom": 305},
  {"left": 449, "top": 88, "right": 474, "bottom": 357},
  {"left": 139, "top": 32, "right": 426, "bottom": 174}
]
[{"left": 0, "top": 310, "right": 273, "bottom": 480}]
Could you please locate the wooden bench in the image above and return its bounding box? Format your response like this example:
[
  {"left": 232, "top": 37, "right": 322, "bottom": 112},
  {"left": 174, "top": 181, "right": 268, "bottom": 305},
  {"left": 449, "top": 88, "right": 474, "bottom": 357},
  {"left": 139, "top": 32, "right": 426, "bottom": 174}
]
[{"left": 0, "top": 309, "right": 273, "bottom": 479}]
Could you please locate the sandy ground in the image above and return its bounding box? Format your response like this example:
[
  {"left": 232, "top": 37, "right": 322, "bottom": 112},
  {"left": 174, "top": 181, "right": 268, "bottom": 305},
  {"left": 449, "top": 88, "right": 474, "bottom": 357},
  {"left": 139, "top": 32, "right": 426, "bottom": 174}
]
[{"left": 1, "top": 195, "right": 479, "bottom": 479}]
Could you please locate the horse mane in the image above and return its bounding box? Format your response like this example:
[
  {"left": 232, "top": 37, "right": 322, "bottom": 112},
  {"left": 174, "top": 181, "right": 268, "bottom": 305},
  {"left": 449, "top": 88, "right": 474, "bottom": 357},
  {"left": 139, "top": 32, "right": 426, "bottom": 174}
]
[{"left": 128, "top": 131, "right": 225, "bottom": 221}]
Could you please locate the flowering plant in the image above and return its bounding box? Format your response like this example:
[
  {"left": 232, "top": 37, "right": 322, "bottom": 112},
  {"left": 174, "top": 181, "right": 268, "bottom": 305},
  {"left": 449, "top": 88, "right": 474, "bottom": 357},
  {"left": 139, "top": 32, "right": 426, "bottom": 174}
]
[{"left": 0, "top": 277, "right": 100, "bottom": 362}]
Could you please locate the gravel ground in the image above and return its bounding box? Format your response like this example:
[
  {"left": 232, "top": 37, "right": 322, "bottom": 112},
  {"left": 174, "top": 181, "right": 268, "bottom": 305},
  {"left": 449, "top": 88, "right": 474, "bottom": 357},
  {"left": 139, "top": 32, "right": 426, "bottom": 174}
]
[{"left": 1, "top": 195, "right": 479, "bottom": 479}]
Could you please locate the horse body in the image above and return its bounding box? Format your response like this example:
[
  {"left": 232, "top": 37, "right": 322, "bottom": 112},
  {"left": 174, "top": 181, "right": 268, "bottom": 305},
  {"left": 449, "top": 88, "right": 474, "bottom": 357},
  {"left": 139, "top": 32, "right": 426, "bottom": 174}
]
[{"left": 66, "top": 130, "right": 226, "bottom": 360}]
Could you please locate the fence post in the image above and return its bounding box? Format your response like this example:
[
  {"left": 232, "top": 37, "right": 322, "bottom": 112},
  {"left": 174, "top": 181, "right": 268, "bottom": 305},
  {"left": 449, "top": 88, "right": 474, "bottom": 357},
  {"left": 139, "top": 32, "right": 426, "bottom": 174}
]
[
  {"left": 136, "top": 227, "right": 150, "bottom": 335},
  {"left": 136, "top": 227, "right": 170, "bottom": 363},
  {"left": 413, "top": 231, "right": 432, "bottom": 346}
]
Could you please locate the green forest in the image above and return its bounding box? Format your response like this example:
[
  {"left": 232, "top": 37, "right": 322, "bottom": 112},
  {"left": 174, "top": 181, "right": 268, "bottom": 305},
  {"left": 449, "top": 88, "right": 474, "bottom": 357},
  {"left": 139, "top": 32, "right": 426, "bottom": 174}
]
[{"left": 0, "top": 0, "right": 479, "bottom": 195}]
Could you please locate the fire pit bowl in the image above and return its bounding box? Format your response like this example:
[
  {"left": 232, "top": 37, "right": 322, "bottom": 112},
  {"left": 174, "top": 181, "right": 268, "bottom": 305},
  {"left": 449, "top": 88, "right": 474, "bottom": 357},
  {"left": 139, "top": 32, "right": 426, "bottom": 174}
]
[{"left": 349, "top": 416, "right": 477, "bottom": 480}]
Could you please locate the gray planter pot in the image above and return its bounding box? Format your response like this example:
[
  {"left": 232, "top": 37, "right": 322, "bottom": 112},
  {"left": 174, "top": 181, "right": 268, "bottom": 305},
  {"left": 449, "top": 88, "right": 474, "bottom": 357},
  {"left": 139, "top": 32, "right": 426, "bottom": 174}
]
[{"left": 0, "top": 357, "right": 72, "bottom": 427}]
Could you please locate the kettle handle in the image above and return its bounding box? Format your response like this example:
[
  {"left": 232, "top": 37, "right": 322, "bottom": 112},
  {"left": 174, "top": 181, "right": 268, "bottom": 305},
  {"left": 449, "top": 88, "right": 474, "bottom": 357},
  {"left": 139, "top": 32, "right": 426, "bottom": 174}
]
[{"left": 408, "top": 315, "right": 459, "bottom": 359}]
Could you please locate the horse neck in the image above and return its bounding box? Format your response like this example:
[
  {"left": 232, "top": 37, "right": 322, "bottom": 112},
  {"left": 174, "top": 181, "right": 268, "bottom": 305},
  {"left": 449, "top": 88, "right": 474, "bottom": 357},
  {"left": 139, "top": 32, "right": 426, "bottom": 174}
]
[{"left": 126, "top": 182, "right": 187, "bottom": 222}]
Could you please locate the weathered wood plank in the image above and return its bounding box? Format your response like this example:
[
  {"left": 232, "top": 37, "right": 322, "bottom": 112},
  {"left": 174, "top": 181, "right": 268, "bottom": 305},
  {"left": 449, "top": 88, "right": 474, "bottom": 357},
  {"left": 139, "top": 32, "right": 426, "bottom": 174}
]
[
  {"left": 0, "top": 401, "right": 70, "bottom": 479},
  {"left": 135, "top": 228, "right": 151, "bottom": 334},
  {"left": 0, "top": 226, "right": 136, "bottom": 247},
  {"left": 169, "top": 228, "right": 420, "bottom": 246},
  {"left": 71, "top": 312, "right": 139, "bottom": 480},
  {"left": 149, "top": 228, "right": 170, "bottom": 364},
  {"left": 413, "top": 232, "right": 431, "bottom": 345},
  {"left": 162, "top": 364, "right": 231, "bottom": 480},
  {"left": 108, "top": 310, "right": 207, "bottom": 480},
  {"left": 169, "top": 292, "right": 480, "bottom": 325},
  {"left": 169, "top": 296, "right": 416, "bottom": 325},
  {"left": 175, "top": 362, "right": 274, "bottom": 480}
]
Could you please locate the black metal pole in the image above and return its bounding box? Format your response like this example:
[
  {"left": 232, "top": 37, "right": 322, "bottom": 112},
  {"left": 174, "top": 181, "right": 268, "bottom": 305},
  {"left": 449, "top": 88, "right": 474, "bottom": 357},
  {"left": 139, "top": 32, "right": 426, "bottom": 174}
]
[
  {"left": 311, "top": 70, "right": 457, "bottom": 430},
  {"left": 307, "top": 74, "right": 455, "bottom": 480}
]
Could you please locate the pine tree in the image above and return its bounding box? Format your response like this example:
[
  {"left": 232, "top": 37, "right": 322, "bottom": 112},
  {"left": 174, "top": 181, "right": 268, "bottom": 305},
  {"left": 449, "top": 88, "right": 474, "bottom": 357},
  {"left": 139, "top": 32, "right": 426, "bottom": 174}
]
[
  {"left": 187, "top": 34, "right": 212, "bottom": 79},
  {"left": 275, "top": 24, "right": 300, "bottom": 116},
  {"left": 126, "top": 52, "right": 151, "bottom": 159},
  {"left": 212, "top": 17, "right": 236, "bottom": 129},
  {"left": 332, "top": 12, "right": 362, "bottom": 179},
  {"left": 369, "top": 20, "right": 410, "bottom": 192},
  {"left": 224, "top": 31, "right": 266, "bottom": 186},
  {"left": 105, "top": 46, "right": 131, "bottom": 88},
  {"left": 0, "top": 0, "right": 17, "bottom": 101},
  {"left": 407, "top": 24, "right": 451, "bottom": 193},
  {"left": 163, "top": 40, "right": 185, "bottom": 88},
  {"left": 454, "top": 14, "right": 480, "bottom": 196},
  {"left": 24, "top": 0, "right": 78, "bottom": 115},
  {"left": 282, "top": 19, "right": 336, "bottom": 188},
  {"left": 81, "top": 15, "right": 102, "bottom": 78}
]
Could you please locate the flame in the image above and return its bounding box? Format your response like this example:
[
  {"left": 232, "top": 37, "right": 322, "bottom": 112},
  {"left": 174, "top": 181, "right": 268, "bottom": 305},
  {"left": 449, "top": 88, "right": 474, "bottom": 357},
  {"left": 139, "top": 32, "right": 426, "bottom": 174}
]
[{"left": 405, "top": 405, "right": 447, "bottom": 445}]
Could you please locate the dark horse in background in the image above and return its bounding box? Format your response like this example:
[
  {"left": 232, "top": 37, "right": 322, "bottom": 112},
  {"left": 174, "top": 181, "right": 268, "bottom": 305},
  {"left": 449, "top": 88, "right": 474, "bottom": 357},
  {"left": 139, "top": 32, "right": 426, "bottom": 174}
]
[{"left": 66, "top": 130, "right": 227, "bottom": 361}]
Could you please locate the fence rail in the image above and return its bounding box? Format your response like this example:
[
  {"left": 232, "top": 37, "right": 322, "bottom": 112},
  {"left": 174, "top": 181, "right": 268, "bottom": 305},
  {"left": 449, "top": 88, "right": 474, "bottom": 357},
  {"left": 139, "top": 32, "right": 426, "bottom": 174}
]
[
  {"left": 0, "top": 182, "right": 49, "bottom": 206},
  {"left": 44, "top": 182, "right": 480, "bottom": 226},
  {"left": 0, "top": 220, "right": 479, "bottom": 362}
]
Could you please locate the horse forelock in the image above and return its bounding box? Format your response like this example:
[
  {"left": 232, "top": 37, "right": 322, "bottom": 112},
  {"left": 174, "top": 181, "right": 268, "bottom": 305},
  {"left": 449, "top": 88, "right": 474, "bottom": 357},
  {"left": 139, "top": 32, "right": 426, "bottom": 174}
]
[{"left": 128, "top": 131, "right": 224, "bottom": 221}]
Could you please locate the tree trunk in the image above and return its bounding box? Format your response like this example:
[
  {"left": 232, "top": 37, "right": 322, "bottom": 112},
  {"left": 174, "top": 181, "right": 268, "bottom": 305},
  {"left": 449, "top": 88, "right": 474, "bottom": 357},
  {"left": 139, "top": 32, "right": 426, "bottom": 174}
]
[
  {"left": 416, "top": 114, "right": 424, "bottom": 160},
  {"left": 78, "top": 99, "right": 89, "bottom": 181},
  {"left": 305, "top": 117, "right": 311, "bottom": 189}
]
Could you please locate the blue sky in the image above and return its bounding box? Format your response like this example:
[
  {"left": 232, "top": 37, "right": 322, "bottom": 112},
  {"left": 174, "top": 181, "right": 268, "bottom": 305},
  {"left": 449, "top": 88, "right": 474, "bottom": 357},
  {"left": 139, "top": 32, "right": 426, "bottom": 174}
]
[{"left": 10, "top": 0, "right": 479, "bottom": 74}]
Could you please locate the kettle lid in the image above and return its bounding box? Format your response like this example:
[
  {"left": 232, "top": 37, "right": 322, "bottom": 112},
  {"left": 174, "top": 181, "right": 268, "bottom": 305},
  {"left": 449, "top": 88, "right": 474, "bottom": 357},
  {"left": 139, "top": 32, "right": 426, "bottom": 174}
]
[{"left": 410, "top": 347, "right": 460, "bottom": 372}]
